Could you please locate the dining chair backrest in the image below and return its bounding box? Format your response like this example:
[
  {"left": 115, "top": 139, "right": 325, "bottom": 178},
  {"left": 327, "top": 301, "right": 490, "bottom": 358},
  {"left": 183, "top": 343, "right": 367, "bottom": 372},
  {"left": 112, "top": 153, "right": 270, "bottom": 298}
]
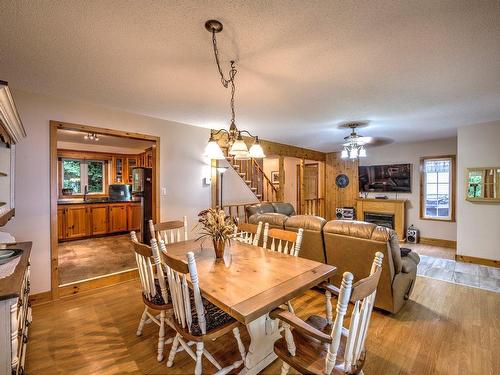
[
  {"left": 262, "top": 223, "right": 304, "bottom": 257},
  {"left": 131, "top": 231, "right": 169, "bottom": 304},
  {"left": 149, "top": 216, "right": 188, "bottom": 245},
  {"left": 162, "top": 249, "right": 207, "bottom": 335},
  {"left": 233, "top": 222, "right": 263, "bottom": 246},
  {"left": 325, "top": 252, "right": 384, "bottom": 374}
]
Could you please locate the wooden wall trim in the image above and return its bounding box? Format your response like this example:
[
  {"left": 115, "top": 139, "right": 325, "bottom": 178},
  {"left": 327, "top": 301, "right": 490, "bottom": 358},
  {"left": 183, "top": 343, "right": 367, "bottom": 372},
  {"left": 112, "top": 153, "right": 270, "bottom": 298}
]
[
  {"left": 212, "top": 133, "right": 326, "bottom": 161},
  {"left": 29, "top": 291, "right": 53, "bottom": 306},
  {"left": 456, "top": 254, "right": 499, "bottom": 268},
  {"left": 419, "top": 237, "right": 457, "bottom": 249},
  {"left": 53, "top": 121, "right": 159, "bottom": 141}
]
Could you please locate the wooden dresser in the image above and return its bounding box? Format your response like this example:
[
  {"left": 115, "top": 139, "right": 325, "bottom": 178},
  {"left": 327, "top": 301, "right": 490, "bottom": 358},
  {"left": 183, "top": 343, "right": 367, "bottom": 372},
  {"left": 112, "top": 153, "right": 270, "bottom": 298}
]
[{"left": 0, "top": 242, "right": 32, "bottom": 375}]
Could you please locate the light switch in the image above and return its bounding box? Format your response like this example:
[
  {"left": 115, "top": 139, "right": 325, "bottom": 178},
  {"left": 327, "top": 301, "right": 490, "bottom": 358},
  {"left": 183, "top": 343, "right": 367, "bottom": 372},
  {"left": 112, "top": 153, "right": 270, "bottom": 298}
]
[{"left": 161, "top": 187, "right": 167, "bottom": 196}]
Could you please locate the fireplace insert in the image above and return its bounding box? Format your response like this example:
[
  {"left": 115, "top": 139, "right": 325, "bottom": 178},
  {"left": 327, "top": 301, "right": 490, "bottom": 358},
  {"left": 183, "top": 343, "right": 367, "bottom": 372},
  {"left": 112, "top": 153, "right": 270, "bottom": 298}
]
[{"left": 364, "top": 212, "right": 394, "bottom": 229}]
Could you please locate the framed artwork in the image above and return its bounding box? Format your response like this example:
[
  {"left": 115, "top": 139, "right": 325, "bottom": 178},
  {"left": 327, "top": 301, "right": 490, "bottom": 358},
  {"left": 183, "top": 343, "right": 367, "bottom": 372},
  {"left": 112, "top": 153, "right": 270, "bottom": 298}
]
[{"left": 271, "top": 171, "right": 279, "bottom": 184}]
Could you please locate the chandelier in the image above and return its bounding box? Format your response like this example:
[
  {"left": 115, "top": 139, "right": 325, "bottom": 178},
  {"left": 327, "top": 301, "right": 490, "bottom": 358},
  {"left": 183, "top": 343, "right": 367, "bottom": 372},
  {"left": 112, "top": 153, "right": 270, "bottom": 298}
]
[
  {"left": 203, "top": 20, "right": 265, "bottom": 160},
  {"left": 340, "top": 123, "right": 367, "bottom": 159}
]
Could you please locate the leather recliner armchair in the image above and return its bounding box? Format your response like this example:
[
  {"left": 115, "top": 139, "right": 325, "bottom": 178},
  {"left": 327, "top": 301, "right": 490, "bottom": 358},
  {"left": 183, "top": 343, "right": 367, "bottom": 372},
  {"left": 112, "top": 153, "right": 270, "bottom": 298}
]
[{"left": 323, "top": 220, "right": 419, "bottom": 313}]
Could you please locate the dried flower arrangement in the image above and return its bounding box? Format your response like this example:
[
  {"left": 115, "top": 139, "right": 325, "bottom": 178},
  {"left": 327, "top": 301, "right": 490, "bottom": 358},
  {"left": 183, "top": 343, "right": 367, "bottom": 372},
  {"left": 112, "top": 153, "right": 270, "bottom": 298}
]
[{"left": 196, "top": 208, "right": 236, "bottom": 258}]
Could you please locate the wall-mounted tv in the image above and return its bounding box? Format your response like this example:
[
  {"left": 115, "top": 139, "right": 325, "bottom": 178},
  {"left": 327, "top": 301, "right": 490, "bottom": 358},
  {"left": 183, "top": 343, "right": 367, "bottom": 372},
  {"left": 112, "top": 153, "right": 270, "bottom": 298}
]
[{"left": 359, "top": 164, "right": 411, "bottom": 193}]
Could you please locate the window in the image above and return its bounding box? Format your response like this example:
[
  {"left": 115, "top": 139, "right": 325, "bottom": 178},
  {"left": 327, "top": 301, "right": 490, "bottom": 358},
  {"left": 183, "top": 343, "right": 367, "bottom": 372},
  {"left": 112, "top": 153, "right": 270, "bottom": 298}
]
[
  {"left": 61, "top": 158, "right": 106, "bottom": 195},
  {"left": 420, "top": 156, "right": 455, "bottom": 221}
]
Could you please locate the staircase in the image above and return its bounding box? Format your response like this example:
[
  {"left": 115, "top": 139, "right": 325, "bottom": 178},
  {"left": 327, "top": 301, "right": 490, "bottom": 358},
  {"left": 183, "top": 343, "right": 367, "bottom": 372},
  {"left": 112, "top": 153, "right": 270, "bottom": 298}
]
[{"left": 225, "top": 156, "right": 279, "bottom": 203}]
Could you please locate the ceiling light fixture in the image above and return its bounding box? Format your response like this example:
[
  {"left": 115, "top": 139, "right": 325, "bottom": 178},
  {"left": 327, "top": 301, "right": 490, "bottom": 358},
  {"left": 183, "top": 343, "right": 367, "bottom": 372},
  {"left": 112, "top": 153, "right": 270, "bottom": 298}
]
[
  {"left": 203, "top": 19, "right": 265, "bottom": 160},
  {"left": 341, "top": 123, "right": 368, "bottom": 160},
  {"left": 84, "top": 132, "right": 99, "bottom": 141}
]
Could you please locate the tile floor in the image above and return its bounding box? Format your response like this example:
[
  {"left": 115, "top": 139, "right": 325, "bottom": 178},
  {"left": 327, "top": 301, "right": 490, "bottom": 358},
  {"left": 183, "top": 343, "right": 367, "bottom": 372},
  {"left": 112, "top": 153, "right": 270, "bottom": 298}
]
[{"left": 417, "top": 254, "right": 500, "bottom": 292}]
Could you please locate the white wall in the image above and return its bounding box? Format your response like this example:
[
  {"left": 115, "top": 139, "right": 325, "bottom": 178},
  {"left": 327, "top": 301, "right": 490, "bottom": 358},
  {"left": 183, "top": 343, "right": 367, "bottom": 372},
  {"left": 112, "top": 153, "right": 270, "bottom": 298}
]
[
  {"left": 4, "top": 90, "right": 212, "bottom": 293},
  {"left": 457, "top": 121, "right": 500, "bottom": 261},
  {"left": 359, "top": 137, "right": 457, "bottom": 241},
  {"left": 219, "top": 159, "right": 259, "bottom": 206}
]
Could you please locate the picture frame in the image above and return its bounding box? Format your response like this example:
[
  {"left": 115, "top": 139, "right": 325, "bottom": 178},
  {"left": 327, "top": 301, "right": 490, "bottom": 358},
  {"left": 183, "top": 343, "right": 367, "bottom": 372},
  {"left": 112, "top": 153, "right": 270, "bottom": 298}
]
[{"left": 271, "top": 171, "right": 279, "bottom": 184}]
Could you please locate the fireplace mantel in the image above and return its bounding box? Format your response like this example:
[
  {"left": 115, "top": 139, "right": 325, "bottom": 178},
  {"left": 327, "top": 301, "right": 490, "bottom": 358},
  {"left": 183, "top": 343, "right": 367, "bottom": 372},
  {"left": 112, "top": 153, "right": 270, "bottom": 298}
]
[{"left": 356, "top": 198, "right": 407, "bottom": 240}]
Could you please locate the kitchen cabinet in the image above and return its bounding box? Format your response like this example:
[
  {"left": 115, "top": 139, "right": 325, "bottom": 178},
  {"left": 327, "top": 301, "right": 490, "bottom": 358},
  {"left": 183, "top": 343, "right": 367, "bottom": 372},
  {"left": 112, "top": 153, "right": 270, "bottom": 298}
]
[
  {"left": 65, "top": 206, "right": 89, "bottom": 239},
  {"left": 90, "top": 205, "right": 108, "bottom": 235},
  {"left": 126, "top": 157, "right": 138, "bottom": 183},
  {"left": 111, "top": 156, "right": 124, "bottom": 183},
  {"left": 109, "top": 204, "right": 128, "bottom": 233},
  {"left": 127, "top": 204, "right": 141, "bottom": 231},
  {"left": 58, "top": 207, "right": 65, "bottom": 240},
  {"left": 58, "top": 202, "right": 140, "bottom": 240}
]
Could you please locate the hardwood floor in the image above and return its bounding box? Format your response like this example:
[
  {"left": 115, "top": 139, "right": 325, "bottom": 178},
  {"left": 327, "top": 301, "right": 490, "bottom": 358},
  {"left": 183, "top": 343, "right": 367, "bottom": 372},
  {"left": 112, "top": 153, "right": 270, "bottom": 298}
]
[
  {"left": 405, "top": 242, "right": 456, "bottom": 260},
  {"left": 58, "top": 234, "right": 136, "bottom": 285},
  {"left": 27, "top": 276, "right": 499, "bottom": 375}
]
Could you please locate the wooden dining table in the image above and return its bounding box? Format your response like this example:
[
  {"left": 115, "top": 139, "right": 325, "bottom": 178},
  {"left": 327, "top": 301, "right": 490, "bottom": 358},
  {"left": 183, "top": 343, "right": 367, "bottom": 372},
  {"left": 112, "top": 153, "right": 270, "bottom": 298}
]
[{"left": 161, "top": 239, "right": 336, "bottom": 375}]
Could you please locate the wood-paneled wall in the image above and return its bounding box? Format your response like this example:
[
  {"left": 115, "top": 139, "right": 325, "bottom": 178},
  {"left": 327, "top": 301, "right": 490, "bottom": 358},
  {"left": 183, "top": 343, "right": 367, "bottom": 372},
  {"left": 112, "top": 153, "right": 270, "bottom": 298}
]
[{"left": 324, "top": 152, "right": 359, "bottom": 220}]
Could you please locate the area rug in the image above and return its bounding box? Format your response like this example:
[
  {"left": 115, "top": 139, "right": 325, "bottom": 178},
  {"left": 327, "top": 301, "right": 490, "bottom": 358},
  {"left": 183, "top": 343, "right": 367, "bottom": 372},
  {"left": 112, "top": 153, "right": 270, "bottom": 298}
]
[{"left": 417, "top": 254, "right": 499, "bottom": 293}]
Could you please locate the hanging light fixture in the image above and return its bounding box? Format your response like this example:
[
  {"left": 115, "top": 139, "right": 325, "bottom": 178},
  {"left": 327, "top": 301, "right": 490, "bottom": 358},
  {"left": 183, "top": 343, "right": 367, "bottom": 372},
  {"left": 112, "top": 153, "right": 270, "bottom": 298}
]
[
  {"left": 203, "top": 19, "right": 265, "bottom": 160},
  {"left": 340, "top": 123, "right": 368, "bottom": 160}
]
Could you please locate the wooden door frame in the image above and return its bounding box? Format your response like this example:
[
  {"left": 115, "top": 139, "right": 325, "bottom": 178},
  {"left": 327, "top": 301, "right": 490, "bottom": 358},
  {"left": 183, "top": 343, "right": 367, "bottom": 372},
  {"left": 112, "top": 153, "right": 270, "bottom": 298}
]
[
  {"left": 50, "top": 121, "right": 160, "bottom": 300},
  {"left": 296, "top": 162, "right": 319, "bottom": 213}
]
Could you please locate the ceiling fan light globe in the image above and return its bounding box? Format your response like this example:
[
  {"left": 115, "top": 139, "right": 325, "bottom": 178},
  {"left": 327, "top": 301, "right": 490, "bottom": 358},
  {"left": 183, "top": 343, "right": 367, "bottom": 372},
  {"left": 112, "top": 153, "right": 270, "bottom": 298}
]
[
  {"left": 341, "top": 148, "right": 348, "bottom": 159},
  {"left": 359, "top": 146, "right": 367, "bottom": 157},
  {"left": 349, "top": 148, "right": 358, "bottom": 159}
]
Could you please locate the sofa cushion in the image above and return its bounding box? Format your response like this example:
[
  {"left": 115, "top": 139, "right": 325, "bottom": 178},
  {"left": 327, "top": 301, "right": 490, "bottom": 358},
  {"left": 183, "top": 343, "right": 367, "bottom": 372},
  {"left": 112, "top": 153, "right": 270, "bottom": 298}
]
[
  {"left": 246, "top": 203, "right": 275, "bottom": 217},
  {"left": 285, "top": 215, "right": 326, "bottom": 231},
  {"left": 248, "top": 212, "right": 288, "bottom": 229},
  {"left": 271, "top": 202, "right": 296, "bottom": 216},
  {"left": 406, "top": 251, "right": 421, "bottom": 265},
  {"left": 323, "top": 220, "right": 391, "bottom": 241}
]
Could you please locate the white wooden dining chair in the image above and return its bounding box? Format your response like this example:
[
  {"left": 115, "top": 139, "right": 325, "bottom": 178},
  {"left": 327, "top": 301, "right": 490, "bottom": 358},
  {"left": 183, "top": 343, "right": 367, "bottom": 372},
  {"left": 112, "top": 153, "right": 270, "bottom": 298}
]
[
  {"left": 232, "top": 221, "right": 263, "bottom": 246},
  {"left": 162, "top": 250, "right": 246, "bottom": 375},
  {"left": 262, "top": 223, "right": 304, "bottom": 257},
  {"left": 271, "top": 252, "right": 384, "bottom": 375},
  {"left": 149, "top": 216, "right": 188, "bottom": 245},
  {"left": 130, "top": 231, "right": 174, "bottom": 362}
]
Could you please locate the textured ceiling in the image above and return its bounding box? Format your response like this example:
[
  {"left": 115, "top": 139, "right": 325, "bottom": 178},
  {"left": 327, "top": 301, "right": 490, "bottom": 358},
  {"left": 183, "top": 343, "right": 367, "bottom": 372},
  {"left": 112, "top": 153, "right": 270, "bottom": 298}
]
[{"left": 1, "top": 0, "right": 500, "bottom": 151}]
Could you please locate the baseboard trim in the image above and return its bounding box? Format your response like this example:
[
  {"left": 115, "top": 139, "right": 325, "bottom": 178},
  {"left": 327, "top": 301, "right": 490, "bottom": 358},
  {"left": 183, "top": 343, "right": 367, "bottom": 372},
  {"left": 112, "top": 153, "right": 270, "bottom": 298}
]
[
  {"left": 456, "top": 255, "right": 499, "bottom": 268},
  {"left": 29, "top": 291, "right": 53, "bottom": 306},
  {"left": 58, "top": 268, "right": 139, "bottom": 298},
  {"left": 419, "top": 237, "right": 457, "bottom": 249}
]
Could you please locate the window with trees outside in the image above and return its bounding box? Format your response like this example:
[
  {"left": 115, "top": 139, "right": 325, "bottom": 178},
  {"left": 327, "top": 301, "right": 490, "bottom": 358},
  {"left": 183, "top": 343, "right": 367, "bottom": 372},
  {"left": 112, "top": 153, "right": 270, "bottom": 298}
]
[
  {"left": 61, "top": 158, "right": 106, "bottom": 195},
  {"left": 420, "top": 156, "right": 455, "bottom": 221}
]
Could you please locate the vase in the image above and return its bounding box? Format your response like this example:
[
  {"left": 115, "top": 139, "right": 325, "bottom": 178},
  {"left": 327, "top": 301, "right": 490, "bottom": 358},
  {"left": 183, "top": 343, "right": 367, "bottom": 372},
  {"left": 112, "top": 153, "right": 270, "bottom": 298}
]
[{"left": 213, "top": 239, "right": 226, "bottom": 259}]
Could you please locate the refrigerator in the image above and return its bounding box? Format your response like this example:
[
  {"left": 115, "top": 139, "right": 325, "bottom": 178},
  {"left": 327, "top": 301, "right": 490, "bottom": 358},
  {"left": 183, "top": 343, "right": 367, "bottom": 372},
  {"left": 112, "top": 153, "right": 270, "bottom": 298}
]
[{"left": 131, "top": 167, "right": 153, "bottom": 244}]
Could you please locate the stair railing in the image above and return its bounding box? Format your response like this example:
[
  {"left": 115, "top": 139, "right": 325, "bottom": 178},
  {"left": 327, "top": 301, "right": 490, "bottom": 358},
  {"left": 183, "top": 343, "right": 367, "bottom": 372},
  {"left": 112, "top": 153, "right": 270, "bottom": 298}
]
[{"left": 303, "top": 198, "right": 325, "bottom": 217}]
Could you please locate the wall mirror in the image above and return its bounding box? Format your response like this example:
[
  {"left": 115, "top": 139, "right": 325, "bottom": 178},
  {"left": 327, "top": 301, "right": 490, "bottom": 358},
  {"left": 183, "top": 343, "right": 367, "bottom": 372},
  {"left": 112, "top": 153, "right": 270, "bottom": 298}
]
[{"left": 466, "top": 167, "right": 500, "bottom": 202}]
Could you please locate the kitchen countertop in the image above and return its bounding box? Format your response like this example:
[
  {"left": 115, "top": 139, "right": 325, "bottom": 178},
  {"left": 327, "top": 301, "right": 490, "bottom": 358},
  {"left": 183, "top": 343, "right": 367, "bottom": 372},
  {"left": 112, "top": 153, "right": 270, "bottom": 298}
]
[{"left": 58, "top": 198, "right": 141, "bottom": 205}]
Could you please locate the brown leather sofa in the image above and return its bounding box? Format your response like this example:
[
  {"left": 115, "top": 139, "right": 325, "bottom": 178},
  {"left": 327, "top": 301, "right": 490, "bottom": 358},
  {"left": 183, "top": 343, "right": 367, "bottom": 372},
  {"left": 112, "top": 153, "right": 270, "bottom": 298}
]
[
  {"left": 323, "top": 220, "right": 419, "bottom": 313},
  {"left": 246, "top": 202, "right": 295, "bottom": 218},
  {"left": 285, "top": 215, "right": 327, "bottom": 263}
]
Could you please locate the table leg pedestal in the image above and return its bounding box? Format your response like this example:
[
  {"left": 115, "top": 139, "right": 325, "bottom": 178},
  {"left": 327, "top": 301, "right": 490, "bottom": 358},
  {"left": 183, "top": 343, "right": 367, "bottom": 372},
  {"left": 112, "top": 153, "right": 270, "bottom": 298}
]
[{"left": 239, "top": 314, "right": 281, "bottom": 375}]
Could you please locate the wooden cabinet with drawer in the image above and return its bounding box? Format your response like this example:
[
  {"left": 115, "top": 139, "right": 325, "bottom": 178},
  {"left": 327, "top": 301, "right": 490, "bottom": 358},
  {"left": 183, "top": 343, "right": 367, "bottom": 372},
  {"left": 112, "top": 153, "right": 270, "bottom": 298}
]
[
  {"left": 0, "top": 242, "right": 32, "bottom": 375},
  {"left": 109, "top": 204, "right": 128, "bottom": 233}
]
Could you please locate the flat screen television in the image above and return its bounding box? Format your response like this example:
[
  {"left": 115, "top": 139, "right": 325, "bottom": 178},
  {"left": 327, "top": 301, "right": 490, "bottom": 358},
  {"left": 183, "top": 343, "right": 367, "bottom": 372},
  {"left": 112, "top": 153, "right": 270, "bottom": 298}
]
[{"left": 359, "top": 164, "right": 411, "bottom": 193}]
